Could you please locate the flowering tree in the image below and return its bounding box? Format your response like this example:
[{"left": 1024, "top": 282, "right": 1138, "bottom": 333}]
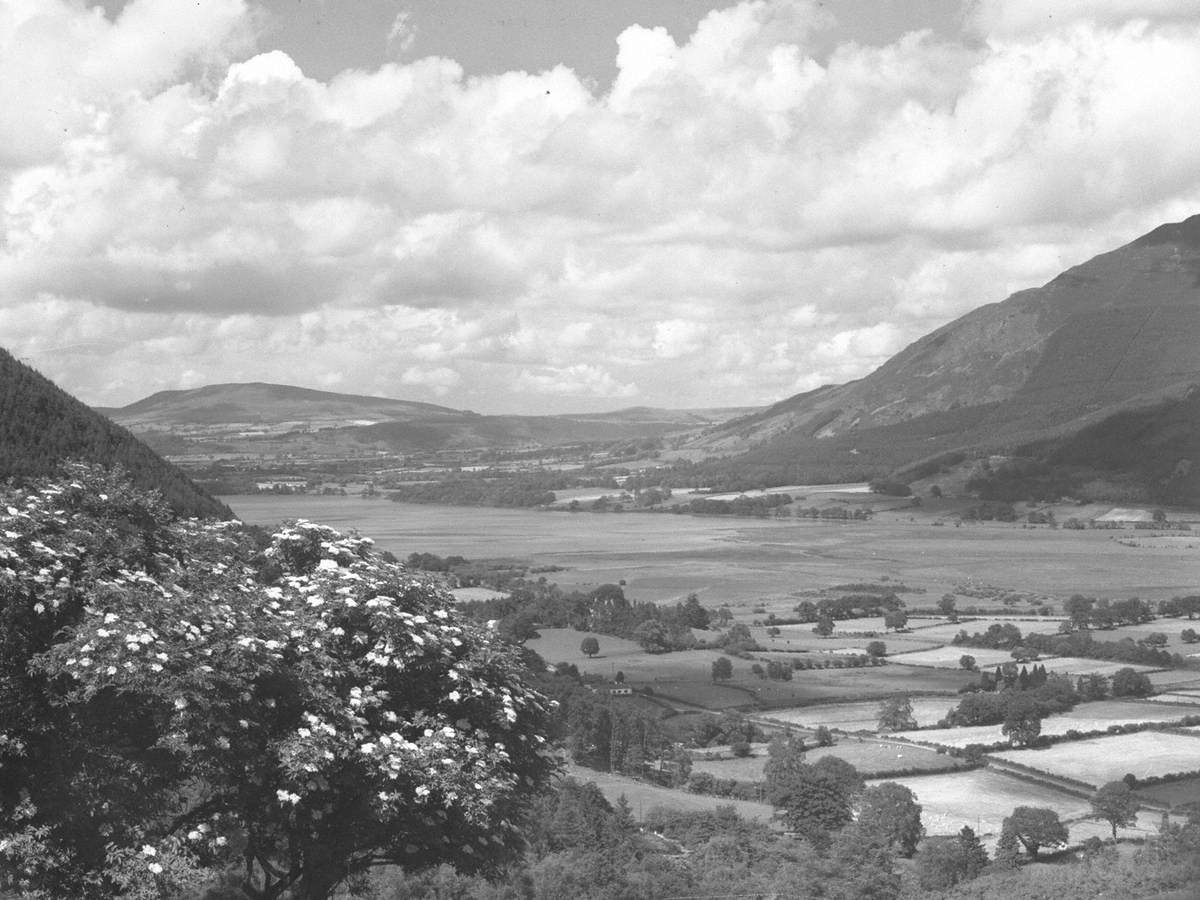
[{"left": 0, "top": 465, "right": 555, "bottom": 899}]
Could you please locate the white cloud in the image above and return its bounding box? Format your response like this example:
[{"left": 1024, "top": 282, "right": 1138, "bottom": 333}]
[
  {"left": 970, "top": 0, "right": 1200, "bottom": 37},
  {"left": 4, "top": 0, "right": 1200, "bottom": 412}
]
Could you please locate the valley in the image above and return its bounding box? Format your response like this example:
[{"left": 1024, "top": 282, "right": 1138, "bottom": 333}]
[{"left": 227, "top": 493, "right": 1200, "bottom": 854}]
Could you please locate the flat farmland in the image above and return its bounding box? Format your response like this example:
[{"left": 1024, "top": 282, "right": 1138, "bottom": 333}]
[
  {"left": 562, "top": 765, "right": 776, "bottom": 823},
  {"left": 991, "top": 732, "right": 1200, "bottom": 785},
  {"left": 525, "top": 628, "right": 646, "bottom": 670},
  {"left": 747, "top": 665, "right": 973, "bottom": 708},
  {"left": 1036, "top": 657, "right": 1159, "bottom": 677},
  {"left": 914, "top": 618, "right": 1066, "bottom": 642},
  {"left": 894, "top": 699, "right": 1200, "bottom": 748},
  {"left": 1135, "top": 775, "right": 1200, "bottom": 810},
  {"left": 1148, "top": 670, "right": 1200, "bottom": 689},
  {"left": 227, "top": 497, "right": 1200, "bottom": 606},
  {"left": 760, "top": 696, "right": 960, "bottom": 731},
  {"left": 691, "top": 739, "right": 962, "bottom": 781},
  {"left": 890, "top": 646, "right": 1020, "bottom": 669},
  {"left": 753, "top": 626, "right": 942, "bottom": 655},
  {"left": 867, "top": 769, "right": 1094, "bottom": 838}
]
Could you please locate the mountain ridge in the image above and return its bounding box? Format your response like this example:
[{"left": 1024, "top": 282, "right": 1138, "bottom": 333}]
[{"left": 686, "top": 214, "right": 1200, "bottom": 464}]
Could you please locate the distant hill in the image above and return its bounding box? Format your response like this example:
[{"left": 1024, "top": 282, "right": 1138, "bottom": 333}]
[
  {"left": 101, "top": 383, "right": 753, "bottom": 454},
  {"left": 684, "top": 215, "right": 1200, "bottom": 504},
  {"left": 97, "top": 382, "right": 468, "bottom": 430},
  {"left": 0, "top": 349, "right": 233, "bottom": 518}
]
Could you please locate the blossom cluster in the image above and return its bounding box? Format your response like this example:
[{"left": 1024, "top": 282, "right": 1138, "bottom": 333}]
[{"left": 2, "top": 470, "right": 555, "bottom": 888}]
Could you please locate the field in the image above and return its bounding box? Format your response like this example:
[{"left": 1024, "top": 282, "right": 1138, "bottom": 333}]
[
  {"left": 691, "top": 739, "right": 963, "bottom": 780},
  {"left": 890, "top": 646, "right": 1019, "bottom": 669},
  {"left": 1135, "top": 775, "right": 1200, "bottom": 810},
  {"left": 226, "top": 495, "right": 1200, "bottom": 848},
  {"left": 1036, "top": 658, "right": 1159, "bottom": 677},
  {"left": 868, "top": 769, "right": 1095, "bottom": 838},
  {"left": 228, "top": 496, "right": 1200, "bottom": 605},
  {"left": 759, "top": 697, "right": 960, "bottom": 731},
  {"left": 561, "top": 765, "right": 776, "bottom": 822},
  {"left": 991, "top": 732, "right": 1200, "bottom": 785},
  {"left": 893, "top": 699, "right": 1200, "bottom": 748}
]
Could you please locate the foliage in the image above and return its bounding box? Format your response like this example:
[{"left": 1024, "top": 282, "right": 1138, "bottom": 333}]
[
  {"left": 1090, "top": 781, "right": 1139, "bottom": 841},
  {"left": 0, "top": 348, "right": 230, "bottom": 519},
  {"left": 856, "top": 782, "right": 924, "bottom": 857},
  {"left": 878, "top": 696, "right": 917, "bottom": 733},
  {"left": 580, "top": 637, "right": 600, "bottom": 658},
  {"left": 0, "top": 465, "right": 555, "bottom": 899},
  {"left": 915, "top": 826, "right": 989, "bottom": 891},
  {"left": 710, "top": 656, "right": 733, "bottom": 682},
  {"left": 1001, "top": 807, "right": 1069, "bottom": 860},
  {"left": 1001, "top": 695, "right": 1043, "bottom": 747}
]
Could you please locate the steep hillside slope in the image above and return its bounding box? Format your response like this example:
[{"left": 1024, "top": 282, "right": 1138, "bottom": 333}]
[
  {"left": 686, "top": 216, "right": 1200, "bottom": 497},
  {"left": 0, "top": 349, "right": 232, "bottom": 518}
]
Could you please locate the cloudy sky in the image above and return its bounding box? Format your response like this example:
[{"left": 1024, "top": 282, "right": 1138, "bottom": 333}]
[{"left": 5, "top": 0, "right": 1200, "bottom": 414}]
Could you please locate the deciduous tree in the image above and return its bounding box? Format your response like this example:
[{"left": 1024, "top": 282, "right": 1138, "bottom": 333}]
[
  {"left": 1091, "top": 781, "right": 1139, "bottom": 841},
  {"left": 580, "top": 636, "right": 600, "bottom": 658},
  {"left": 0, "top": 467, "right": 556, "bottom": 899},
  {"left": 877, "top": 696, "right": 917, "bottom": 732},
  {"left": 856, "top": 782, "right": 924, "bottom": 857},
  {"left": 1002, "top": 806, "right": 1069, "bottom": 859}
]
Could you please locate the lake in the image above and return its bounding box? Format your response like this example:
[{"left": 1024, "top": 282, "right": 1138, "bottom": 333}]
[{"left": 224, "top": 495, "right": 1199, "bottom": 606}]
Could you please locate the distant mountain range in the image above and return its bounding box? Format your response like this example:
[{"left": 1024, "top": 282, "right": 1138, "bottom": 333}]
[
  {"left": 98, "top": 382, "right": 755, "bottom": 454},
  {"left": 683, "top": 215, "right": 1200, "bottom": 504},
  {"left": 0, "top": 348, "right": 232, "bottom": 518}
]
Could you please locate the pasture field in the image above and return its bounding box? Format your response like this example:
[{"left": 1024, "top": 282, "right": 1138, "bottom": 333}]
[
  {"left": 1135, "top": 775, "right": 1200, "bottom": 810},
  {"left": 759, "top": 696, "right": 959, "bottom": 731},
  {"left": 867, "top": 769, "right": 1094, "bottom": 838},
  {"left": 912, "top": 617, "right": 1066, "bottom": 642},
  {"left": 889, "top": 646, "right": 1018, "bottom": 669},
  {"left": 227, "top": 496, "right": 1200, "bottom": 606},
  {"left": 746, "top": 665, "right": 972, "bottom": 708},
  {"left": 449, "top": 586, "right": 510, "bottom": 602},
  {"left": 1148, "top": 670, "right": 1200, "bottom": 689},
  {"left": 1036, "top": 657, "right": 1158, "bottom": 677},
  {"left": 752, "top": 626, "right": 942, "bottom": 655},
  {"left": 893, "top": 699, "right": 1200, "bottom": 748},
  {"left": 691, "top": 739, "right": 963, "bottom": 781},
  {"left": 991, "top": 731, "right": 1200, "bottom": 785},
  {"left": 561, "top": 765, "right": 776, "bottom": 823},
  {"left": 525, "top": 628, "right": 645, "bottom": 670}
]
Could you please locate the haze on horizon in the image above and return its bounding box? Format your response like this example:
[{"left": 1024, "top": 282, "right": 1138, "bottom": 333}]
[{"left": 4, "top": 0, "right": 1200, "bottom": 415}]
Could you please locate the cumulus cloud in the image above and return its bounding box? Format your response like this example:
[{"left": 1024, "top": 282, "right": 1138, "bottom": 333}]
[
  {"left": 969, "top": 0, "right": 1200, "bottom": 37},
  {"left": 4, "top": 0, "right": 1200, "bottom": 412}
]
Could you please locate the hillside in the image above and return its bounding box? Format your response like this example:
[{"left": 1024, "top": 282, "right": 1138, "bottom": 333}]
[
  {"left": 684, "top": 215, "right": 1200, "bottom": 502},
  {"left": 0, "top": 348, "right": 232, "bottom": 518},
  {"left": 97, "top": 382, "right": 467, "bottom": 430},
  {"left": 100, "top": 383, "right": 751, "bottom": 455}
]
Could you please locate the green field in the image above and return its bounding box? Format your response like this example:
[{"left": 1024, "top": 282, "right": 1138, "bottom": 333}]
[
  {"left": 869, "top": 769, "right": 1095, "bottom": 838},
  {"left": 227, "top": 495, "right": 1200, "bottom": 842},
  {"left": 991, "top": 732, "right": 1200, "bottom": 785},
  {"left": 895, "top": 699, "right": 1200, "bottom": 748},
  {"left": 228, "top": 496, "right": 1200, "bottom": 605},
  {"left": 561, "top": 765, "right": 777, "bottom": 823},
  {"left": 691, "top": 739, "right": 963, "bottom": 780},
  {"left": 759, "top": 697, "right": 959, "bottom": 731}
]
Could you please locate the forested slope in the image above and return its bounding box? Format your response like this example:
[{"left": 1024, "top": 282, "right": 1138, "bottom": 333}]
[{"left": 0, "top": 348, "right": 231, "bottom": 518}]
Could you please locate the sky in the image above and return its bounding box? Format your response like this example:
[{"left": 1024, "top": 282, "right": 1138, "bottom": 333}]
[{"left": 4, "top": 1, "right": 1200, "bottom": 414}]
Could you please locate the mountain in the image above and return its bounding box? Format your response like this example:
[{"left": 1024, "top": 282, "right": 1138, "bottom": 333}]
[
  {"left": 685, "top": 215, "right": 1200, "bottom": 503},
  {"left": 100, "top": 383, "right": 753, "bottom": 454},
  {"left": 97, "top": 382, "right": 467, "bottom": 430},
  {"left": 0, "top": 348, "right": 233, "bottom": 518}
]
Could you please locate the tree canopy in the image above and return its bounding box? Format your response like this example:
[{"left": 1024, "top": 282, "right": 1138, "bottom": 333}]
[{"left": 0, "top": 465, "right": 555, "bottom": 899}]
